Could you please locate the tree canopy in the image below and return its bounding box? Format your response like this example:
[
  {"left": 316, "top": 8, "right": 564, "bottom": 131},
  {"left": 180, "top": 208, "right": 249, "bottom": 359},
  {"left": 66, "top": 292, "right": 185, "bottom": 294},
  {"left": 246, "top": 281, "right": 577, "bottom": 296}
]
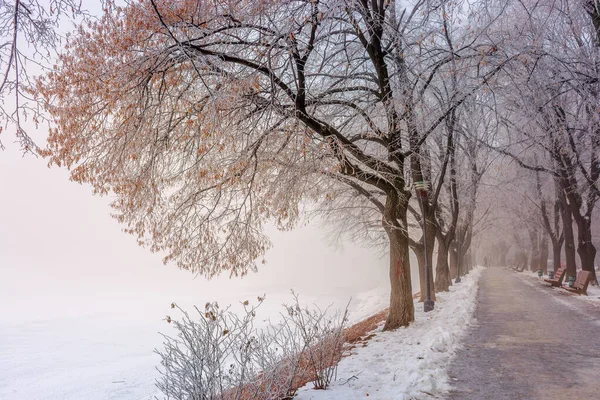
[{"left": 36, "top": 0, "right": 600, "bottom": 329}]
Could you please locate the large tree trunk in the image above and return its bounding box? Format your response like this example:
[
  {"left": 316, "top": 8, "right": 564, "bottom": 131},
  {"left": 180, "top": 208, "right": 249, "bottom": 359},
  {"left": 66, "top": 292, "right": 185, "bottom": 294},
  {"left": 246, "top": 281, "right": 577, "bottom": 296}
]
[
  {"left": 383, "top": 198, "right": 415, "bottom": 331},
  {"left": 576, "top": 218, "right": 598, "bottom": 283},
  {"left": 415, "top": 217, "right": 437, "bottom": 302},
  {"left": 560, "top": 193, "right": 577, "bottom": 279},
  {"left": 551, "top": 238, "right": 562, "bottom": 272},
  {"left": 460, "top": 250, "right": 468, "bottom": 275},
  {"left": 435, "top": 235, "right": 452, "bottom": 292},
  {"left": 413, "top": 245, "right": 424, "bottom": 299},
  {"left": 457, "top": 226, "right": 472, "bottom": 277},
  {"left": 413, "top": 244, "right": 437, "bottom": 302},
  {"left": 461, "top": 249, "right": 471, "bottom": 275}
]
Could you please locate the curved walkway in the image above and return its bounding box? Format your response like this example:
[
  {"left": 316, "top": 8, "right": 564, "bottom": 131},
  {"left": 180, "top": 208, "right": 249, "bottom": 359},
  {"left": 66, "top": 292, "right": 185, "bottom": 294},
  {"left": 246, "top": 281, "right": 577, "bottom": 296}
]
[{"left": 446, "top": 266, "right": 600, "bottom": 399}]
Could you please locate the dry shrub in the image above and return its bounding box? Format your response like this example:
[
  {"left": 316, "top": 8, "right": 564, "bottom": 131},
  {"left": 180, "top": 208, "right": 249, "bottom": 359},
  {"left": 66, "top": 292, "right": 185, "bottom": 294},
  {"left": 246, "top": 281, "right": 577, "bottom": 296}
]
[{"left": 155, "top": 293, "right": 349, "bottom": 400}]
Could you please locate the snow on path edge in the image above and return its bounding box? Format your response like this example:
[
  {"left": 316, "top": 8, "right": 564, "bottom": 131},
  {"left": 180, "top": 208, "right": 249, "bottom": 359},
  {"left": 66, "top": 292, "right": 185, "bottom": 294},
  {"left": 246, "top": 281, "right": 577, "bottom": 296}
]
[{"left": 296, "top": 266, "right": 484, "bottom": 400}]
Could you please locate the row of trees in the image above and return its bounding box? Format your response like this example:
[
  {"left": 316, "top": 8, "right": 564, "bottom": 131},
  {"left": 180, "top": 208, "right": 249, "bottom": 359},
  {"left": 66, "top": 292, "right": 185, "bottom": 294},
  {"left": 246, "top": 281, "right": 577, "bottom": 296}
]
[
  {"left": 37, "top": 0, "right": 507, "bottom": 330},
  {"left": 481, "top": 0, "right": 600, "bottom": 285},
  {"left": 3, "top": 0, "right": 599, "bottom": 329}
]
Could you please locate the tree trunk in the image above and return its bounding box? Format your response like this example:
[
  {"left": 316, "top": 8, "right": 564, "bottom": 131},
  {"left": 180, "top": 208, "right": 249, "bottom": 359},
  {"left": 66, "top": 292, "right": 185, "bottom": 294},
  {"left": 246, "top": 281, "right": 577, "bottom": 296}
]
[
  {"left": 528, "top": 227, "right": 539, "bottom": 272},
  {"left": 457, "top": 248, "right": 466, "bottom": 277},
  {"left": 560, "top": 194, "right": 577, "bottom": 279},
  {"left": 462, "top": 250, "right": 471, "bottom": 274},
  {"left": 435, "top": 235, "right": 452, "bottom": 292},
  {"left": 383, "top": 199, "right": 415, "bottom": 331},
  {"left": 414, "top": 244, "right": 437, "bottom": 302},
  {"left": 576, "top": 218, "right": 598, "bottom": 283},
  {"left": 540, "top": 232, "right": 549, "bottom": 274},
  {"left": 461, "top": 250, "right": 468, "bottom": 274},
  {"left": 413, "top": 245, "right": 424, "bottom": 299},
  {"left": 551, "top": 238, "right": 562, "bottom": 272},
  {"left": 419, "top": 216, "right": 437, "bottom": 302},
  {"left": 457, "top": 226, "right": 472, "bottom": 277},
  {"left": 467, "top": 249, "right": 473, "bottom": 272},
  {"left": 449, "top": 243, "right": 458, "bottom": 279}
]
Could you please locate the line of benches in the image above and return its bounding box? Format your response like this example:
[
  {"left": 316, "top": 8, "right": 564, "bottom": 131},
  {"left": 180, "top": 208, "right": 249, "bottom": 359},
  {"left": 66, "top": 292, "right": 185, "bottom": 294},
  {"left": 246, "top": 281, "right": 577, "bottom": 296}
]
[
  {"left": 508, "top": 263, "right": 592, "bottom": 295},
  {"left": 542, "top": 267, "right": 591, "bottom": 296}
]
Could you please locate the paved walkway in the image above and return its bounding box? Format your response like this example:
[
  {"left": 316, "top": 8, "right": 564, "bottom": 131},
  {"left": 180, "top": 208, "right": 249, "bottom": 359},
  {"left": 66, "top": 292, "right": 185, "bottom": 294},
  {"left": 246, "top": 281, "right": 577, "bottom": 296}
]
[{"left": 446, "top": 266, "right": 600, "bottom": 400}]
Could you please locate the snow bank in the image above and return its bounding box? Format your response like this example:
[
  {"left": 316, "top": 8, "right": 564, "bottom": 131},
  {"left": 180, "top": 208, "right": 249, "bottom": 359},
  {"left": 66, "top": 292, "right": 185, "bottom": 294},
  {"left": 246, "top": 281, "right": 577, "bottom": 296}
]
[{"left": 296, "top": 267, "right": 483, "bottom": 400}]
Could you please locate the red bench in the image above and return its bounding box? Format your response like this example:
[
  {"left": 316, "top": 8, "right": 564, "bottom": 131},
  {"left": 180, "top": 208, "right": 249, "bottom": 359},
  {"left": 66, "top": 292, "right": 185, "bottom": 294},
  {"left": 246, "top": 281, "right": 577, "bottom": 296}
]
[
  {"left": 561, "top": 270, "right": 591, "bottom": 296},
  {"left": 544, "top": 267, "right": 566, "bottom": 287}
]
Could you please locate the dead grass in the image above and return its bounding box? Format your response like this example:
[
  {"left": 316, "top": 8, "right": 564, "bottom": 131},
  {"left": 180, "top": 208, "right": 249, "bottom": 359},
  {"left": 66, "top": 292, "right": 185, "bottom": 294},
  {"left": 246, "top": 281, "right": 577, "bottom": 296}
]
[
  {"left": 227, "top": 302, "right": 416, "bottom": 398},
  {"left": 225, "top": 292, "right": 422, "bottom": 398}
]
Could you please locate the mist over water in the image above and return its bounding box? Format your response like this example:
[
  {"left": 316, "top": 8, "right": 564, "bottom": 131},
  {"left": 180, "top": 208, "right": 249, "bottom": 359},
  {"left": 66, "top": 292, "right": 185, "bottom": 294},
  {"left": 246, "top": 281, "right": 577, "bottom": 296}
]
[{"left": 0, "top": 145, "right": 421, "bottom": 325}]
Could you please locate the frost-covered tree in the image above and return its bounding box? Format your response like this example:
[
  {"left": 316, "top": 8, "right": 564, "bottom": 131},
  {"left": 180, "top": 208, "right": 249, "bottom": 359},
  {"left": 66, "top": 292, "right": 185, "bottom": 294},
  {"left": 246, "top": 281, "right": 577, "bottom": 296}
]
[
  {"left": 488, "top": 0, "right": 600, "bottom": 282},
  {"left": 0, "top": 0, "right": 84, "bottom": 151},
  {"left": 38, "top": 0, "right": 505, "bottom": 329}
]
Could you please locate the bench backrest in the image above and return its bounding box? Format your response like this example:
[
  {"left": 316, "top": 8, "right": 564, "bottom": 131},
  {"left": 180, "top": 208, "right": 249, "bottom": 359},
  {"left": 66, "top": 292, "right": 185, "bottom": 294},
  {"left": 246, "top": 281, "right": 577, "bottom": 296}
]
[
  {"left": 574, "top": 270, "right": 591, "bottom": 290},
  {"left": 553, "top": 267, "right": 566, "bottom": 282}
]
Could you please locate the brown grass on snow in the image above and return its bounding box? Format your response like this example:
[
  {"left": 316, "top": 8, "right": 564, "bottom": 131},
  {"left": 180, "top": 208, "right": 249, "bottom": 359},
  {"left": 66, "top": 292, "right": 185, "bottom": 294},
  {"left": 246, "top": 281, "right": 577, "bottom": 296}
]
[{"left": 224, "top": 292, "right": 421, "bottom": 398}]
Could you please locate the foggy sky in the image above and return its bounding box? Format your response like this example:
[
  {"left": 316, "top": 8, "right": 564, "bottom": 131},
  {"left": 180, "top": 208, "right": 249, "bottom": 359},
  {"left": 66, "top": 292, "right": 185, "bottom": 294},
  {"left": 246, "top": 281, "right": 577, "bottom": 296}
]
[{"left": 0, "top": 140, "right": 403, "bottom": 323}]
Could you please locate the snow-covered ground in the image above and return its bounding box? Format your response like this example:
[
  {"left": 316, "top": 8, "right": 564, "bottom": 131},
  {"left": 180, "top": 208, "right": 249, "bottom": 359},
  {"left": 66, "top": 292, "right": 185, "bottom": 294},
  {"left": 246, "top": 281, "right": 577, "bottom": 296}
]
[
  {"left": 0, "top": 287, "right": 388, "bottom": 400},
  {"left": 1, "top": 143, "right": 432, "bottom": 400},
  {"left": 0, "top": 268, "right": 481, "bottom": 400},
  {"left": 0, "top": 264, "right": 480, "bottom": 400},
  {"left": 1, "top": 312, "right": 161, "bottom": 400},
  {"left": 0, "top": 243, "right": 396, "bottom": 400},
  {"left": 296, "top": 267, "right": 483, "bottom": 400}
]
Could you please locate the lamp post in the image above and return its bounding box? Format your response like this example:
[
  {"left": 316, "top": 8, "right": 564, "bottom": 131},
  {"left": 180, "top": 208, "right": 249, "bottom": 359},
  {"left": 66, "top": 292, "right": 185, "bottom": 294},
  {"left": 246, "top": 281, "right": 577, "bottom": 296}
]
[{"left": 415, "top": 180, "right": 434, "bottom": 313}]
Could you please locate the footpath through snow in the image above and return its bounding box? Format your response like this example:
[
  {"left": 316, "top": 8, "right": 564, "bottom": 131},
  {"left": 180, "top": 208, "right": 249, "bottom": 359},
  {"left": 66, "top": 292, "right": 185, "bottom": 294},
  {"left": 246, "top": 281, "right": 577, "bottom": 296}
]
[
  {"left": 296, "top": 267, "right": 483, "bottom": 400},
  {"left": 446, "top": 267, "right": 600, "bottom": 399}
]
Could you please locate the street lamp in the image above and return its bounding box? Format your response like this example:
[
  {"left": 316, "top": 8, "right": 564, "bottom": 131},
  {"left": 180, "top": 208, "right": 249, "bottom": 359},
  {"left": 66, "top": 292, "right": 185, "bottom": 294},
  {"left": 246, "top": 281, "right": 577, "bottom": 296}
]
[{"left": 415, "top": 180, "right": 434, "bottom": 313}]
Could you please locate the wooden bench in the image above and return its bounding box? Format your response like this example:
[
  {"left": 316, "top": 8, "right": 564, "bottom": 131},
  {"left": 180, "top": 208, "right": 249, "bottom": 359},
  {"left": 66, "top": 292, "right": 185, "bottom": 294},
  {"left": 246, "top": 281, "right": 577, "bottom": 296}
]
[
  {"left": 561, "top": 270, "right": 591, "bottom": 296},
  {"left": 544, "top": 267, "right": 566, "bottom": 287}
]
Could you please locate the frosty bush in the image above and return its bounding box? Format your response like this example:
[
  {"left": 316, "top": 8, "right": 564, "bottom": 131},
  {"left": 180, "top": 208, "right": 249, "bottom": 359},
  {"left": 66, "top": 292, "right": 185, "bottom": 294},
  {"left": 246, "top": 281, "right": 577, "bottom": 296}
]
[
  {"left": 155, "top": 294, "right": 349, "bottom": 400},
  {"left": 280, "top": 293, "right": 349, "bottom": 390}
]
